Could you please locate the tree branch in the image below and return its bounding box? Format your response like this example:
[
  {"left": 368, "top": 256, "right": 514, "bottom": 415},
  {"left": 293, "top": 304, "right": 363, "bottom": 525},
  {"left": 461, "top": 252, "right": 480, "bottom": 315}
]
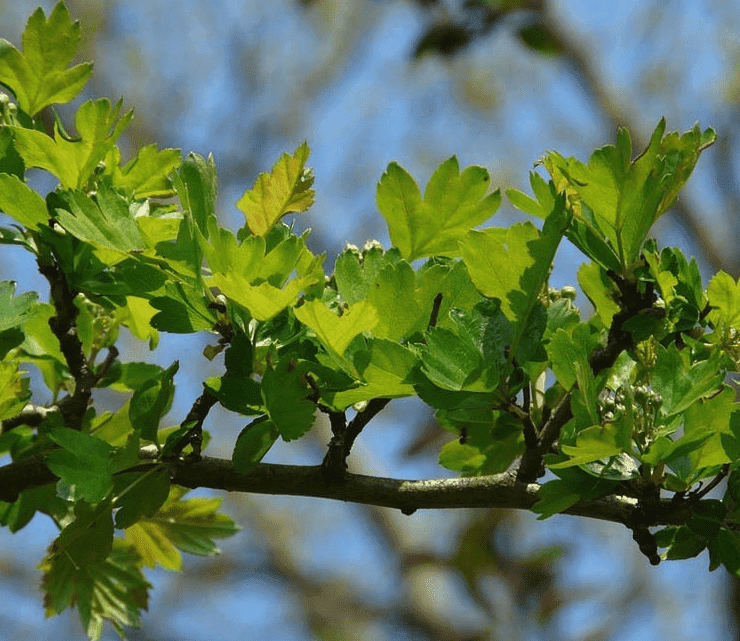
[{"left": 0, "top": 453, "right": 693, "bottom": 528}]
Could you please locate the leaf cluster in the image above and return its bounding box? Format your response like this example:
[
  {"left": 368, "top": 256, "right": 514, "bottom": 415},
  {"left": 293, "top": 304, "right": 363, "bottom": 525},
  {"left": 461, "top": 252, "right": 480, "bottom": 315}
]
[{"left": 0, "top": 3, "right": 738, "bottom": 638}]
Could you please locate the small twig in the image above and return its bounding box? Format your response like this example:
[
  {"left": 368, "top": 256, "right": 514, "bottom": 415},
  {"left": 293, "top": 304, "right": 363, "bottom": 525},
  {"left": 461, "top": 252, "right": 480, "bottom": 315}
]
[
  {"left": 165, "top": 387, "right": 218, "bottom": 460},
  {"left": 428, "top": 293, "right": 443, "bottom": 330},
  {"left": 1, "top": 405, "right": 59, "bottom": 435},
  {"left": 320, "top": 411, "right": 348, "bottom": 482},
  {"left": 688, "top": 464, "right": 730, "bottom": 504}
]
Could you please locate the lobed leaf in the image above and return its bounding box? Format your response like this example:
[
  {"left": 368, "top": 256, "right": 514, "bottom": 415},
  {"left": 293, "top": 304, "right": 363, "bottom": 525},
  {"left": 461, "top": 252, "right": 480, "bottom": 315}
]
[
  {"left": 0, "top": 3, "right": 92, "bottom": 116},
  {"left": 237, "top": 141, "right": 314, "bottom": 237}
]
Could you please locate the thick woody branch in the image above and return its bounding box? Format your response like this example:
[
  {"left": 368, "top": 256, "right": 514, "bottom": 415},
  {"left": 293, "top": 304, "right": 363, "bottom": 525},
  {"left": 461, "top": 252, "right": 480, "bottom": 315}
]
[{"left": 0, "top": 453, "right": 692, "bottom": 528}]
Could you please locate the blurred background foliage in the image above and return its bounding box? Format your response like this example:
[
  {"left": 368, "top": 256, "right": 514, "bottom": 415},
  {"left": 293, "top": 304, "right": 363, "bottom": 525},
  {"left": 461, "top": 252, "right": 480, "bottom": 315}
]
[{"left": 1, "top": 0, "right": 740, "bottom": 639}]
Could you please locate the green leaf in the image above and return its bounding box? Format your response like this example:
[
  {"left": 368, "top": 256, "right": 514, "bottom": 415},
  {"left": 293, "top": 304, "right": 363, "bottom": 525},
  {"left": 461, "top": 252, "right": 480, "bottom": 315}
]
[
  {"left": 211, "top": 272, "right": 316, "bottom": 322},
  {"left": 460, "top": 198, "right": 570, "bottom": 361},
  {"left": 173, "top": 152, "right": 218, "bottom": 238},
  {"left": 108, "top": 144, "right": 181, "bottom": 198},
  {"left": 0, "top": 280, "right": 37, "bottom": 332},
  {"left": 541, "top": 119, "right": 716, "bottom": 268},
  {"left": 0, "top": 3, "right": 92, "bottom": 116},
  {"left": 149, "top": 281, "right": 216, "bottom": 333},
  {"left": 329, "top": 338, "right": 418, "bottom": 408},
  {"left": 708, "top": 271, "right": 740, "bottom": 327},
  {"left": 113, "top": 468, "right": 171, "bottom": 529},
  {"left": 0, "top": 361, "right": 30, "bottom": 421},
  {"left": 577, "top": 262, "right": 620, "bottom": 327},
  {"left": 421, "top": 327, "right": 483, "bottom": 391},
  {"left": 45, "top": 427, "right": 113, "bottom": 503},
  {"left": 54, "top": 181, "right": 146, "bottom": 252},
  {"left": 232, "top": 416, "right": 279, "bottom": 473},
  {"left": 0, "top": 173, "right": 48, "bottom": 229},
  {"left": 261, "top": 359, "right": 316, "bottom": 441},
  {"left": 366, "top": 260, "right": 428, "bottom": 341},
  {"left": 12, "top": 97, "right": 133, "bottom": 189},
  {"left": 125, "top": 486, "right": 239, "bottom": 570},
  {"left": 237, "top": 142, "right": 314, "bottom": 237},
  {"left": 376, "top": 157, "right": 501, "bottom": 261},
  {"left": 438, "top": 440, "right": 486, "bottom": 474},
  {"left": 294, "top": 299, "right": 378, "bottom": 357},
  {"left": 549, "top": 425, "right": 624, "bottom": 469},
  {"left": 40, "top": 539, "right": 150, "bottom": 640},
  {"left": 129, "top": 361, "right": 178, "bottom": 442},
  {"left": 652, "top": 344, "right": 725, "bottom": 417},
  {"left": 531, "top": 479, "right": 581, "bottom": 519}
]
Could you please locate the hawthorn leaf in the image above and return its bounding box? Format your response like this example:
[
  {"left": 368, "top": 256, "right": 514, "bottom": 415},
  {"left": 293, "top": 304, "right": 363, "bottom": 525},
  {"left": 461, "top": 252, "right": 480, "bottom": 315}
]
[
  {"left": 549, "top": 426, "right": 623, "bottom": 468},
  {"left": 108, "top": 144, "right": 181, "bottom": 198},
  {"left": 149, "top": 281, "right": 216, "bottom": 333},
  {"left": 12, "top": 98, "right": 133, "bottom": 189},
  {"left": 652, "top": 344, "right": 724, "bottom": 417},
  {"left": 113, "top": 468, "right": 171, "bottom": 529},
  {"left": 460, "top": 198, "right": 570, "bottom": 361},
  {"left": 708, "top": 271, "right": 740, "bottom": 328},
  {"left": 237, "top": 142, "right": 314, "bottom": 237},
  {"left": 40, "top": 538, "right": 150, "bottom": 640},
  {"left": 55, "top": 181, "right": 145, "bottom": 252},
  {"left": 173, "top": 152, "right": 218, "bottom": 238},
  {"left": 125, "top": 486, "right": 239, "bottom": 570},
  {"left": 0, "top": 280, "right": 37, "bottom": 332},
  {"left": 421, "top": 327, "right": 483, "bottom": 391},
  {"left": 232, "top": 416, "right": 279, "bottom": 474},
  {"left": 211, "top": 272, "right": 315, "bottom": 321},
  {"left": 261, "top": 359, "right": 316, "bottom": 441},
  {"left": 366, "top": 260, "right": 428, "bottom": 340},
  {"left": 0, "top": 173, "right": 47, "bottom": 229},
  {"left": 129, "top": 361, "right": 178, "bottom": 442},
  {"left": 0, "top": 3, "right": 92, "bottom": 116},
  {"left": 438, "top": 440, "right": 486, "bottom": 474},
  {"left": 376, "top": 157, "right": 501, "bottom": 261},
  {"left": 45, "top": 427, "right": 113, "bottom": 503},
  {"left": 334, "top": 243, "right": 393, "bottom": 305},
  {"left": 294, "top": 299, "right": 378, "bottom": 357},
  {"left": 0, "top": 360, "right": 30, "bottom": 421},
  {"left": 329, "top": 338, "right": 418, "bottom": 408},
  {"left": 541, "top": 119, "right": 716, "bottom": 267},
  {"left": 577, "top": 261, "right": 620, "bottom": 327}
]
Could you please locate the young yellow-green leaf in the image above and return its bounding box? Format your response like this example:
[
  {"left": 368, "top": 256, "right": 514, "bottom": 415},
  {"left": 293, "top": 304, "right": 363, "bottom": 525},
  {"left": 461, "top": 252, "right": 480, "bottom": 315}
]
[
  {"left": 460, "top": 200, "right": 570, "bottom": 360},
  {"left": 294, "top": 299, "right": 378, "bottom": 357},
  {"left": 0, "top": 360, "right": 30, "bottom": 421},
  {"left": 708, "top": 271, "right": 740, "bottom": 328},
  {"left": 106, "top": 144, "right": 181, "bottom": 198},
  {"left": 0, "top": 173, "right": 48, "bottom": 229},
  {"left": 376, "top": 157, "right": 501, "bottom": 261},
  {"left": 549, "top": 425, "right": 623, "bottom": 469},
  {"left": 541, "top": 119, "right": 716, "bottom": 268},
  {"left": 366, "top": 261, "right": 429, "bottom": 341},
  {"left": 12, "top": 97, "right": 133, "bottom": 189},
  {"left": 0, "top": 3, "right": 92, "bottom": 116},
  {"left": 40, "top": 538, "right": 150, "bottom": 641},
  {"left": 125, "top": 486, "right": 239, "bottom": 570},
  {"left": 329, "top": 338, "right": 418, "bottom": 408},
  {"left": 237, "top": 141, "right": 314, "bottom": 237},
  {"left": 210, "top": 272, "right": 316, "bottom": 321}
]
